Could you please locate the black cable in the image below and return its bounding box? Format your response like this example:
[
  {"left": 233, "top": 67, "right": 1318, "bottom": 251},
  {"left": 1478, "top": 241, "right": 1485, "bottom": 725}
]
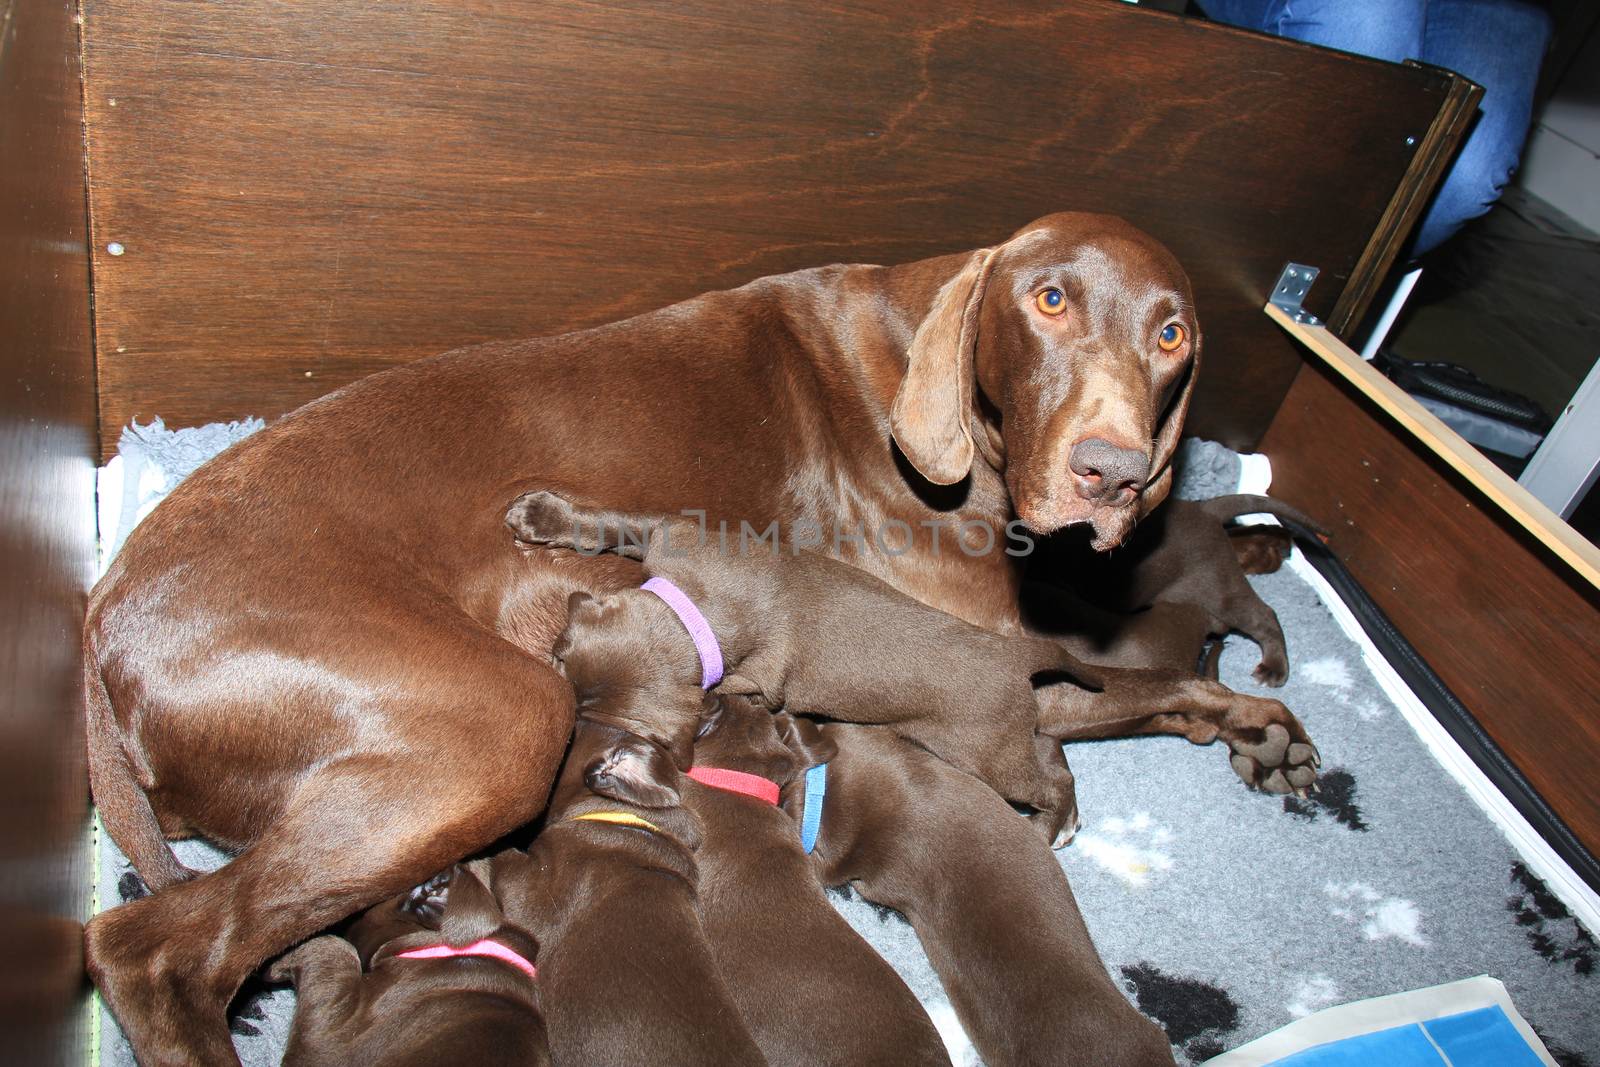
[{"left": 1276, "top": 518, "right": 1600, "bottom": 896}]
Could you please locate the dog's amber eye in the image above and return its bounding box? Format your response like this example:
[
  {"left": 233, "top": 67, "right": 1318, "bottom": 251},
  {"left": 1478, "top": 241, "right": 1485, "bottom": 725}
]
[
  {"left": 1036, "top": 288, "right": 1066, "bottom": 316},
  {"left": 1158, "top": 323, "right": 1187, "bottom": 352}
]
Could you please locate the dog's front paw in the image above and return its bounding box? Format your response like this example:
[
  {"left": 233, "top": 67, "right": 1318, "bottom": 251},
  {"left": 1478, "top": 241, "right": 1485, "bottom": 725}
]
[
  {"left": 1252, "top": 653, "right": 1289, "bottom": 688},
  {"left": 1220, "top": 703, "right": 1319, "bottom": 796},
  {"left": 506, "top": 490, "right": 587, "bottom": 548}
]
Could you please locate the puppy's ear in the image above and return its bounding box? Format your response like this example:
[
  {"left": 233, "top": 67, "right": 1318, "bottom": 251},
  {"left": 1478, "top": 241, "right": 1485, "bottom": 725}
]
[
  {"left": 1140, "top": 326, "right": 1200, "bottom": 518},
  {"left": 436, "top": 864, "right": 505, "bottom": 947},
  {"left": 694, "top": 691, "right": 725, "bottom": 740},
  {"left": 566, "top": 590, "right": 597, "bottom": 620},
  {"left": 772, "top": 712, "right": 838, "bottom": 768},
  {"left": 584, "top": 736, "right": 682, "bottom": 808},
  {"left": 891, "top": 248, "right": 997, "bottom": 486},
  {"left": 265, "top": 934, "right": 360, "bottom": 988}
]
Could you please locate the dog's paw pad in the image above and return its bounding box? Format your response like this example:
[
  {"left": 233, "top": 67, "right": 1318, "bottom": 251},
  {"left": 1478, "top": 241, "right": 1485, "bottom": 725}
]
[
  {"left": 1288, "top": 742, "right": 1319, "bottom": 766},
  {"left": 1227, "top": 719, "right": 1319, "bottom": 795},
  {"left": 1229, "top": 753, "right": 1258, "bottom": 786},
  {"left": 505, "top": 490, "right": 572, "bottom": 543},
  {"left": 1234, "top": 723, "right": 1291, "bottom": 766},
  {"left": 1285, "top": 765, "right": 1317, "bottom": 789}
]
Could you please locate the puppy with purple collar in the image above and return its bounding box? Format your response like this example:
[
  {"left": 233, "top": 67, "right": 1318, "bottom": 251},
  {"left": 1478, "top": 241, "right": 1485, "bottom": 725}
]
[{"left": 515, "top": 491, "right": 1092, "bottom": 845}]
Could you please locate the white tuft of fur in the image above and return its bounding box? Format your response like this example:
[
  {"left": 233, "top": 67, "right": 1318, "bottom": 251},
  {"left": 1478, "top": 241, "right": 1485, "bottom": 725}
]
[
  {"left": 1324, "top": 883, "right": 1427, "bottom": 946},
  {"left": 1074, "top": 814, "right": 1175, "bottom": 886},
  {"left": 1287, "top": 975, "right": 1341, "bottom": 1018},
  {"left": 1301, "top": 657, "right": 1355, "bottom": 693}
]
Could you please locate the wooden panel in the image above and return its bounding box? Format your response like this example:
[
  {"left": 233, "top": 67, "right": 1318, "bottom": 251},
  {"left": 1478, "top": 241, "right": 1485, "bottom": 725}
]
[
  {"left": 0, "top": 0, "right": 100, "bottom": 1060},
  {"left": 1327, "top": 66, "right": 1481, "bottom": 336},
  {"left": 1261, "top": 363, "right": 1600, "bottom": 856},
  {"left": 1266, "top": 303, "right": 1600, "bottom": 587},
  {"left": 81, "top": 0, "right": 1460, "bottom": 459}
]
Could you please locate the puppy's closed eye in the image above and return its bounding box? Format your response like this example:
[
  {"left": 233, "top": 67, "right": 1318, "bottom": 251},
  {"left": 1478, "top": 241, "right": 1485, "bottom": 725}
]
[{"left": 584, "top": 737, "right": 682, "bottom": 809}]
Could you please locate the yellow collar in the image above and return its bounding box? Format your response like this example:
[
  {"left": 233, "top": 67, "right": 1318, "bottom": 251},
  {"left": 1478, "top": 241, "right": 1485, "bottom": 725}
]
[{"left": 570, "top": 810, "right": 661, "bottom": 834}]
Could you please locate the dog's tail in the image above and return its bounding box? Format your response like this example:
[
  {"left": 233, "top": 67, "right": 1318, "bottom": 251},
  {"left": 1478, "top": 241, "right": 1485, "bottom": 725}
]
[
  {"left": 84, "top": 634, "right": 192, "bottom": 892},
  {"left": 1196, "top": 494, "right": 1328, "bottom": 537}
]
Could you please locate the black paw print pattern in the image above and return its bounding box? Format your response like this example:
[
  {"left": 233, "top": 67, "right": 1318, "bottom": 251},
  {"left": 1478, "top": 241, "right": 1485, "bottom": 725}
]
[
  {"left": 1119, "top": 961, "right": 1240, "bottom": 1063},
  {"left": 117, "top": 870, "right": 150, "bottom": 903},
  {"left": 828, "top": 884, "right": 909, "bottom": 927},
  {"left": 228, "top": 983, "right": 273, "bottom": 1038},
  {"left": 1531, "top": 1025, "right": 1593, "bottom": 1067},
  {"left": 1508, "top": 863, "right": 1596, "bottom": 976},
  {"left": 1282, "top": 767, "right": 1368, "bottom": 831}
]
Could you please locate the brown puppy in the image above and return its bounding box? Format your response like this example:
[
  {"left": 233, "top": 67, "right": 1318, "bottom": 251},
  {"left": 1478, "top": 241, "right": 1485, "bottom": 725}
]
[
  {"left": 1024, "top": 582, "right": 1223, "bottom": 681},
  {"left": 791, "top": 723, "right": 1176, "bottom": 1067},
  {"left": 685, "top": 696, "right": 950, "bottom": 1066},
  {"left": 487, "top": 717, "right": 768, "bottom": 1067},
  {"left": 1071, "top": 495, "right": 1325, "bottom": 686},
  {"left": 268, "top": 863, "right": 549, "bottom": 1067},
  {"left": 85, "top": 215, "right": 1301, "bottom": 1064},
  {"left": 512, "top": 495, "right": 1094, "bottom": 844}
]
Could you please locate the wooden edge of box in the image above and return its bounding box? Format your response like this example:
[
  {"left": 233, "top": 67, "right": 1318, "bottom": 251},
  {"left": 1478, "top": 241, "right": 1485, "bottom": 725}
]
[
  {"left": 1264, "top": 301, "right": 1600, "bottom": 589},
  {"left": 1327, "top": 68, "right": 1483, "bottom": 337}
]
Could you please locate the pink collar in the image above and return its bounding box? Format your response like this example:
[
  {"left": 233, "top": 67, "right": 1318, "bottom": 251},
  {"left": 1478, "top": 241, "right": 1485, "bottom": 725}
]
[
  {"left": 393, "top": 938, "right": 537, "bottom": 980},
  {"left": 641, "top": 577, "right": 724, "bottom": 689},
  {"left": 688, "top": 765, "right": 780, "bottom": 806}
]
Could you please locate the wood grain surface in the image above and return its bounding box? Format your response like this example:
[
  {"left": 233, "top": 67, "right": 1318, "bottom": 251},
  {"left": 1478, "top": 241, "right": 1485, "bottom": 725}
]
[
  {"left": 81, "top": 0, "right": 1460, "bottom": 458},
  {"left": 0, "top": 0, "right": 99, "bottom": 1060},
  {"left": 1262, "top": 363, "right": 1600, "bottom": 857}
]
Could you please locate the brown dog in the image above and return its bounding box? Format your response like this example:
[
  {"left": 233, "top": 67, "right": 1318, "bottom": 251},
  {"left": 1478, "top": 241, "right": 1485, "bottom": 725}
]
[
  {"left": 268, "top": 863, "right": 549, "bottom": 1067},
  {"left": 684, "top": 696, "right": 950, "bottom": 1066},
  {"left": 513, "top": 495, "right": 1095, "bottom": 843},
  {"left": 85, "top": 214, "right": 1312, "bottom": 1064},
  {"left": 791, "top": 722, "right": 1176, "bottom": 1067},
  {"left": 1070, "top": 495, "right": 1325, "bottom": 686},
  {"left": 486, "top": 717, "right": 768, "bottom": 1066}
]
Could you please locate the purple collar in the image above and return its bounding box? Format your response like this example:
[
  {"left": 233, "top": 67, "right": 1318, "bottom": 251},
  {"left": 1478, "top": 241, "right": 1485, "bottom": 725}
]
[{"left": 640, "top": 577, "right": 724, "bottom": 689}]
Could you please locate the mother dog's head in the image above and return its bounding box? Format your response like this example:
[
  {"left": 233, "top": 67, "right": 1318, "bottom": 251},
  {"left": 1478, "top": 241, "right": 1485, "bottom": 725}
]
[{"left": 891, "top": 212, "right": 1198, "bottom": 551}]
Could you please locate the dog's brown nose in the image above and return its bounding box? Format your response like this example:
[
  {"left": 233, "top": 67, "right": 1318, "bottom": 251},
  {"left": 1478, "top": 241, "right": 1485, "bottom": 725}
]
[{"left": 1068, "top": 437, "right": 1147, "bottom": 505}]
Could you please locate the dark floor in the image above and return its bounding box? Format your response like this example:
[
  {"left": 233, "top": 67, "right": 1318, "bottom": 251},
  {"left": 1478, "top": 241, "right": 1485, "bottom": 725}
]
[{"left": 1378, "top": 186, "right": 1600, "bottom": 543}]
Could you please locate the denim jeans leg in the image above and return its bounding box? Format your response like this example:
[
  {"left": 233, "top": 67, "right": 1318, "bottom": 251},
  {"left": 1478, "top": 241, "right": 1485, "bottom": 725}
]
[
  {"left": 1195, "top": 0, "right": 1424, "bottom": 61},
  {"left": 1412, "top": 0, "right": 1551, "bottom": 253}
]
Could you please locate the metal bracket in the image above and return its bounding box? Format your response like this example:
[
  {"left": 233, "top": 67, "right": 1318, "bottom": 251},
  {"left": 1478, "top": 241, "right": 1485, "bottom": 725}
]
[{"left": 1270, "top": 263, "right": 1322, "bottom": 326}]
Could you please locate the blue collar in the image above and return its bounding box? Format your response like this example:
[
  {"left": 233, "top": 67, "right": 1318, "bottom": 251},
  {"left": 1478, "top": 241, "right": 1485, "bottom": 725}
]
[{"left": 799, "top": 762, "right": 828, "bottom": 854}]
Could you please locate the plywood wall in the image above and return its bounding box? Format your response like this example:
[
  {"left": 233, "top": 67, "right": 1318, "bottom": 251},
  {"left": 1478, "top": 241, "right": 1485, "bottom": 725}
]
[{"left": 81, "top": 0, "right": 1460, "bottom": 458}]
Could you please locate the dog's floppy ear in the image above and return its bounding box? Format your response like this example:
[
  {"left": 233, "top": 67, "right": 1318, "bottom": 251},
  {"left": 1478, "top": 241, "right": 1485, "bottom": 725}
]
[
  {"left": 436, "top": 863, "right": 506, "bottom": 946},
  {"left": 1139, "top": 325, "right": 1200, "bottom": 517},
  {"left": 584, "top": 735, "right": 682, "bottom": 809},
  {"left": 772, "top": 712, "right": 838, "bottom": 768},
  {"left": 566, "top": 590, "right": 597, "bottom": 620},
  {"left": 891, "top": 248, "right": 997, "bottom": 485}
]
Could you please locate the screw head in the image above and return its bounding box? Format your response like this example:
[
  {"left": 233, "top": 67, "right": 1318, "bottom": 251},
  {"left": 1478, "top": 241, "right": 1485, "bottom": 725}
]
[{"left": 106, "top": 242, "right": 125, "bottom": 256}]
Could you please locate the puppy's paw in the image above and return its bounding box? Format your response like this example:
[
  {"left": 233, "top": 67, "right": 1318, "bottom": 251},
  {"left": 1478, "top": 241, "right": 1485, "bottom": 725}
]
[
  {"left": 505, "top": 490, "right": 587, "bottom": 548},
  {"left": 1025, "top": 799, "right": 1081, "bottom": 850},
  {"left": 400, "top": 869, "right": 454, "bottom": 927},
  {"left": 1252, "top": 655, "right": 1289, "bottom": 688},
  {"left": 1220, "top": 707, "right": 1320, "bottom": 797}
]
